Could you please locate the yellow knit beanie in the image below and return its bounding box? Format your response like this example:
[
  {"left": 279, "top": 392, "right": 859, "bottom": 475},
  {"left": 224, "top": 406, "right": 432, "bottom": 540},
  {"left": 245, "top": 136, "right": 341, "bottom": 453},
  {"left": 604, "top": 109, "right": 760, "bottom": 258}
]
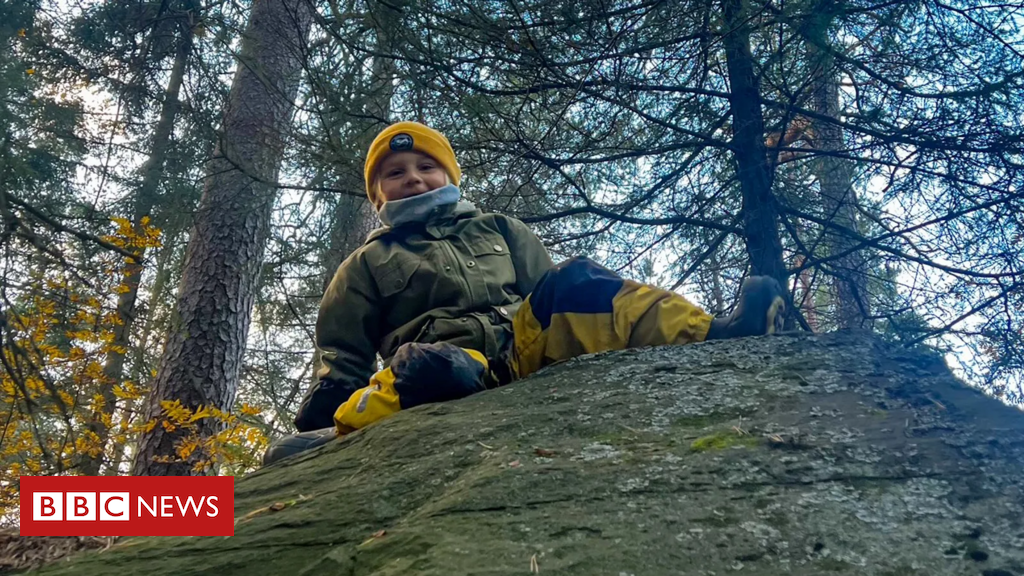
[{"left": 364, "top": 121, "right": 462, "bottom": 208}]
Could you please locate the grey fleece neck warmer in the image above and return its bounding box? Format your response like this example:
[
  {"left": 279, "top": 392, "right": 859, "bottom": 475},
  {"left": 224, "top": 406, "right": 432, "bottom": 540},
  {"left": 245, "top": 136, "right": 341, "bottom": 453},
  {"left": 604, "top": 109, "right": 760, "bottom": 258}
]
[{"left": 378, "top": 184, "right": 463, "bottom": 228}]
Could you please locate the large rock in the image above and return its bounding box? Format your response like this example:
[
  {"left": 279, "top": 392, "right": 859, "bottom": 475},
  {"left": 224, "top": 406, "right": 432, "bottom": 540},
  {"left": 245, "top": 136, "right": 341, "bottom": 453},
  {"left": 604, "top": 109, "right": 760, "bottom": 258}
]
[{"left": 32, "top": 332, "right": 1024, "bottom": 575}]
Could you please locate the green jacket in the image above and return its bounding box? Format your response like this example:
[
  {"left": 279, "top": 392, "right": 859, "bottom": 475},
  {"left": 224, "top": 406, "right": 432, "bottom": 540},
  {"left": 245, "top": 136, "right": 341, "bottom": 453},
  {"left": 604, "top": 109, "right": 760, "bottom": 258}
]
[{"left": 294, "top": 202, "right": 554, "bottom": 431}]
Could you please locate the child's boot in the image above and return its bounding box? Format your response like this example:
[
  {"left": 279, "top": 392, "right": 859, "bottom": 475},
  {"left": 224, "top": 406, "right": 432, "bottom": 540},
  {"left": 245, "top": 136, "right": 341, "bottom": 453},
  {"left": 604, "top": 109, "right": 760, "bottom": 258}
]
[
  {"left": 262, "top": 426, "right": 339, "bottom": 466},
  {"left": 705, "top": 276, "right": 786, "bottom": 340}
]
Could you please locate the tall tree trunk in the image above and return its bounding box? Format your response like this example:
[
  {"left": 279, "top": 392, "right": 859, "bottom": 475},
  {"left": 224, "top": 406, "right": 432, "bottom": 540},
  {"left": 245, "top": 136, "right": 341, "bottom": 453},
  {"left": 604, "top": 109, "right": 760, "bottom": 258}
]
[
  {"left": 80, "top": 27, "right": 192, "bottom": 476},
  {"left": 132, "top": 0, "right": 313, "bottom": 476},
  {"left": 805, "top": 7, "right": 870, "bottom": 328},
  {"left": 720, "top": 0, "right": 788, "bottom": 289}
]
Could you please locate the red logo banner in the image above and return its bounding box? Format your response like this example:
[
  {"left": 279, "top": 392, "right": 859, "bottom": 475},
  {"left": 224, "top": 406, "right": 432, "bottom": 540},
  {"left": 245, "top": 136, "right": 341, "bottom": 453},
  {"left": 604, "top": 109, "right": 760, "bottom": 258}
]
[{"left": 19, "top": 476, "right": 234, "bottom": 536}]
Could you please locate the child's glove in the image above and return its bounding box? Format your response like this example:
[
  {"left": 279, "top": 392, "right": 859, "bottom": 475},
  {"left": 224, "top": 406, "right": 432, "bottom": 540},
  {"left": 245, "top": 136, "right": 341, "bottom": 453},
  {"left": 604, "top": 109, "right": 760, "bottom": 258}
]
[
  {"left": 334, "top": 343, "right": 488, "bottom": 433},
  {"left": 391, "top": 342, "right": 489, "bottom": 407}
]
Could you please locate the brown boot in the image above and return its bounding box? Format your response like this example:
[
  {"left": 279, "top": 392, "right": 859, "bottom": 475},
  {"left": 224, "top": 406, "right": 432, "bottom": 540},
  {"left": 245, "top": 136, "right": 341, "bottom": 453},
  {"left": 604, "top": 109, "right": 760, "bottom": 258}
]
[{"left": 705, "top": 276, "right": 786, "bottom": 340}]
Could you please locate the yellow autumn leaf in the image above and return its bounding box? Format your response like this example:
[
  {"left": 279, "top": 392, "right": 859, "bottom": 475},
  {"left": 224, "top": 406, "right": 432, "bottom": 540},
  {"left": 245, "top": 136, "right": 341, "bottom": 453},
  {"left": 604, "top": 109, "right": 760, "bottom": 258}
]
[
  {"left": 58, "top": 390, "right": 74, "bottom": 407},
  {"left": 176, "top": 439, "right": 199, "bottom": 459},
  {"left": 189, "top": 406, "right": 213, "bottom": 422},
  {"left": 239, "top": 403, "right": 262, "bottom": 416},
  {"left": 26, "top": 68, "right": 35, "bottom": 75}
]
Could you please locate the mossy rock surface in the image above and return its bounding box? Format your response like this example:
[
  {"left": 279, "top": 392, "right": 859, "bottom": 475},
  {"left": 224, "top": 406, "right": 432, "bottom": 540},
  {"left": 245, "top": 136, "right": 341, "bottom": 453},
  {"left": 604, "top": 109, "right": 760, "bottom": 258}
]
[{"left": 29, "top": 332, "right": 1024, "bottom": 575}]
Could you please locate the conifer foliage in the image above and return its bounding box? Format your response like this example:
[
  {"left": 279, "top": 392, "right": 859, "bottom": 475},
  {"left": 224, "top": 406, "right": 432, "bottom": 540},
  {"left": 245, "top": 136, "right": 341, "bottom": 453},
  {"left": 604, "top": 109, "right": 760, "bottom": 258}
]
[{"left": 1, "top": 0, "right": 1021, "bottom": 520}]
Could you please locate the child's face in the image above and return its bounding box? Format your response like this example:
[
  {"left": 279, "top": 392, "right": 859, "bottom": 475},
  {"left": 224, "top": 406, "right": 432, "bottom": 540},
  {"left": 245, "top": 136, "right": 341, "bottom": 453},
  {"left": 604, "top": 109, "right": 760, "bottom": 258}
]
[{"left": 376, "top": 151, "right": 449, "bottom": 203}]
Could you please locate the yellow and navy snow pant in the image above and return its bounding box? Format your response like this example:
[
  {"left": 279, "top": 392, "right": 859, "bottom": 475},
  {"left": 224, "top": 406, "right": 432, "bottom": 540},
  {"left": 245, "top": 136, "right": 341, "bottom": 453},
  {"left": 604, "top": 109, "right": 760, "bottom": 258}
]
[{"left": 333, "top": 256, "right": 714, "bottom": 433}]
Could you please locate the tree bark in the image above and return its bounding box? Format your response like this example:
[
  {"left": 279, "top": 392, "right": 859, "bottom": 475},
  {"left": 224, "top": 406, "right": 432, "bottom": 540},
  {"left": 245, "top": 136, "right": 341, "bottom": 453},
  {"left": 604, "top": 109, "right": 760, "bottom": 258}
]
[
  {"left": 132, "top": 0, "right": 313, "bottom": 476},
  {"left": 81, "top": 26, "right": 192, "bottom": 477},
  {"left": 805, "top": 7, "right": 870, "bottom": 328},
  {"left": 720, "top": 0, "right": 788, "bottom": 289}
]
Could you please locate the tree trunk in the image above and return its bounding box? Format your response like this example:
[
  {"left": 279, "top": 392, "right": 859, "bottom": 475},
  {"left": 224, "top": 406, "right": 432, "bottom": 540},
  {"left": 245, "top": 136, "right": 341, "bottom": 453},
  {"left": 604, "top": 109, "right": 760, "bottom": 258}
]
[
  {"left": 720, "top": 0, "right": 788, "bottom": 289},
  {"left": 132, "top": 0, "right": 313, "bottom": 476},
  {"left": 805, "top": 10, "right": 870, "bottom": 328},
  {"left": 80, "top": 27, "right": 192, "bottom": 477}
]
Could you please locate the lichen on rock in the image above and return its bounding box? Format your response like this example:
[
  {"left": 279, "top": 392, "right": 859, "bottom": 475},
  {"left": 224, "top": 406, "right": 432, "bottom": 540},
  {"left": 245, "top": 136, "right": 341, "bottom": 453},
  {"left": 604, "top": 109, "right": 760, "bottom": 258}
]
[{"left": 28, "top": 331, "right": 1024, "bottom": 576}]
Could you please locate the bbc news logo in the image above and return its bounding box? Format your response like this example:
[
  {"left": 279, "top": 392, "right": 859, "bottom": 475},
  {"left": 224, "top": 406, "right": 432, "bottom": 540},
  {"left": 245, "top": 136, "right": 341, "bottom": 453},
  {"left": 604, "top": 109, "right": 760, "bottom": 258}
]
[
  {"left": 32, "top": 492, "right": 220, "bottom": 521},
  {"left": 20, "top": 476, "right": 234, "bottom": 536}
]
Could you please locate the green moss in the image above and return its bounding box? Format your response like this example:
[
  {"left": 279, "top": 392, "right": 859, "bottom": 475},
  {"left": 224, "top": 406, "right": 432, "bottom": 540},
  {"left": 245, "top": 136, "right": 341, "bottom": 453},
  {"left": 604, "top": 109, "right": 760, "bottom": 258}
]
[{"left": 689, "top": 431, "right": 762, "bottom": 452}]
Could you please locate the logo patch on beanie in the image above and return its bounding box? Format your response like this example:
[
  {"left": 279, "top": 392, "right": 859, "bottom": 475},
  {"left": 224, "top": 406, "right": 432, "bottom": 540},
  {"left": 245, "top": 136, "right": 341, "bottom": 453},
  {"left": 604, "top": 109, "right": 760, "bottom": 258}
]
[{"left": 389, "top": 133, "right": 413, "bottom": 151}]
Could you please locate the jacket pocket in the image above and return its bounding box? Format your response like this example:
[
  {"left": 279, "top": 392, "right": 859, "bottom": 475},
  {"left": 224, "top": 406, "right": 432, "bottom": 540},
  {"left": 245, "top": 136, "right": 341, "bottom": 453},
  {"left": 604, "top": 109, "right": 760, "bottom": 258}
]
[
  {"left": 466, "top": 233, "right": 515, "bottom": 302},
  {"left": 422, "top": 314, "right": 493, "bottom": 355},
  {"left": 376, "top": 254, "right": 420, "bottom": 297},
  {"left": 468, "top": 234, "right": 512, "bottom": 259}
]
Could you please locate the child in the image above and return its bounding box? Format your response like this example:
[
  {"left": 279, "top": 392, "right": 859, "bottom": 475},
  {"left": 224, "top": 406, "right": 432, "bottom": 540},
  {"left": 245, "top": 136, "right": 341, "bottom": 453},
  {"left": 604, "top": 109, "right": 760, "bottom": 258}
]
[{"left": 264, "top": 122, "right": 785, "bottom": 465}]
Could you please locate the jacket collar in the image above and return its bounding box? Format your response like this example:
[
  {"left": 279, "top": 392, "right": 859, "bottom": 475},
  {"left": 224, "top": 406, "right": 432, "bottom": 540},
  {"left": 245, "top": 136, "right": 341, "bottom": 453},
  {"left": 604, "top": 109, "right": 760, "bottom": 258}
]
[{"left": 365, "top": 201, "right": 481, "bottom": 243}]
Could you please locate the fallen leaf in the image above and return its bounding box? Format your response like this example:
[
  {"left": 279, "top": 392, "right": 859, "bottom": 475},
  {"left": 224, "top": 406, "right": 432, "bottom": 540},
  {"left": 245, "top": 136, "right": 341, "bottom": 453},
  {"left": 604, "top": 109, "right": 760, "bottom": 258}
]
[
  {"left": 534, "top": 448, "right": 557, "bottom": 457},
  {"left": 509, "top": 459, "right": 521, "bottom": 468},
  {"left": 235, "top": 494, "right": 313, "bottom": 525},
  {"left": 359, "top": 529, "right": 388, "bottom": 547}
]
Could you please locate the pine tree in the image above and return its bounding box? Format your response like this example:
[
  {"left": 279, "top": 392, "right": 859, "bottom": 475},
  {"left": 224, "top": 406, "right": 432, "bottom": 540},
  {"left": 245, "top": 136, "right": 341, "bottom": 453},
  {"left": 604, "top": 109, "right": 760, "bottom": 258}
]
[{"left": 132, "top": 0, "right": 314, "bottom": 475}]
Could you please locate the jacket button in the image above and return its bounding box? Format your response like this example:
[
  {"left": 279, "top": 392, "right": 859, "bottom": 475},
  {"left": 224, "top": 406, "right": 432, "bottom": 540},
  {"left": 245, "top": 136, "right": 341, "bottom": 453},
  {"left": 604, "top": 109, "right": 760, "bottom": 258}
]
[
  {"left": 467, "top": 261, "right": 476, "bottom": 268},
  {"left": 499, "top": 307, "right": 508, "bottom": 316},
  {"left": 493, "top": 245, "right": 503, "bottom": 252},
  {"left": 444, "top": 265, "right": 451, "bottom": 271}
]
